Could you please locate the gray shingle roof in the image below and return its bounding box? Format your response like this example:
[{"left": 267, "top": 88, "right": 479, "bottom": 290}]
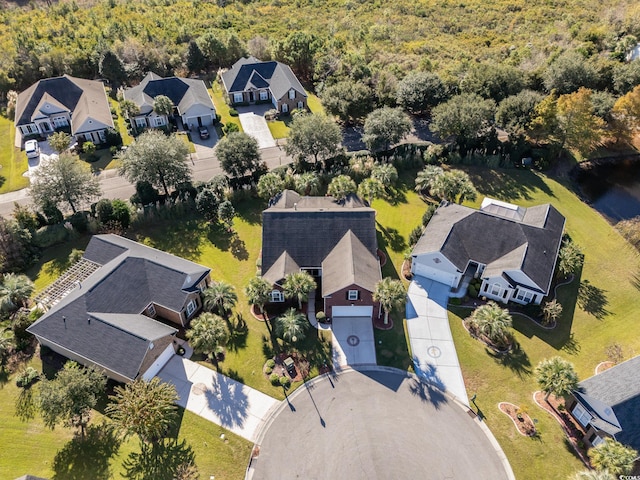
[
  {"left": 413, "top": 200, "right": 565, "bottom": 294},
  {"left": 123, "top": 72, "right": 214, "bottom": 116},
  {"left": 321, "top": 231, "right": 381, "bottom": 296},
  {"left": 15, "top": 75, "right": 114, "bottom": 135},
  {"left": 262, "top": 251, "right": 300, "bottom": 285},
  {"left": 28, "top": 235, "right": 210, "bottom": 381},
  {"left": 221, "top": 56, "right": 307, "bottom": 100},
  {"left": 261, "top": 191, "right": 377, "bottom": 276},
  {"left": 576, "top": 356, "right": 640, "bottom": 450}
]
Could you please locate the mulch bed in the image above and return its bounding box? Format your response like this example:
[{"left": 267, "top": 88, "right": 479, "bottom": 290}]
[
  {"left": 533, "top": 391, "right": 590, "bottom": 467},
  {"left": 461, "top": 319, "right": 513, "bottom": 354},
  {"left": 401, "top": 259, "right": 412, "bottom": 280},
  {"left": 373, "top": 315, "right": 394, "bottom": 330},
  {"left": 595, "top": 361, "right": 615, "bottom": 375},
  {"left": 498, "top": 402, "right": 537, "bottom": 436},
  {"left": 263, "top": 352, "right": 311, "bottom": 383},
  {"left": 377, "top": 249, "right": 387, "bottom": 267}
]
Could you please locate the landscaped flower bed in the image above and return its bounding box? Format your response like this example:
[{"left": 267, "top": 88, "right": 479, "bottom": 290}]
[{"left": 498, "top": 402, "right": 537, "bottom": 437}]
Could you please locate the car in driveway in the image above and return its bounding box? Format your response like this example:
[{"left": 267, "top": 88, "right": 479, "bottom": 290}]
[
  {"left": 25, "top": 140, "right": 40, "bottom": 159},
  {"left": 198, "top": 126, "right": 209, "bottom": 139}
]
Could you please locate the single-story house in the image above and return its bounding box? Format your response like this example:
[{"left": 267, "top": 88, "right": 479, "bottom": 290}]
[
  {"left": 566, "top": 356, "right": 640, "bottom": 453},
  {"left": 123, "top": 72, "right": 216, "bottom": 131},
  {"left": 261, "top": 190, "right": 381, "bottom": 321},
  {"left": 221, "top": 56, "right": 307, "bottom": 114},
  {"left": 411, "top": 198, "right": 565, "bottom": 305},
  {"left": 15, "top": 75, "right": 114, "bottom": 144},
  {"left": 28, "top": 234, "right": 211, "bottom": 383}
]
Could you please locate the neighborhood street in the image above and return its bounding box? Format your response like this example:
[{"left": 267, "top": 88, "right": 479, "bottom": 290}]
[{"left": 0, "top": 144, "right": 294, "bottom": 218}]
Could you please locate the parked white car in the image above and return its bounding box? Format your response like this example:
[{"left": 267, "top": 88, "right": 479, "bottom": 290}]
[{"left": 25, "top": 140, "right": 40, "bottom": 159}]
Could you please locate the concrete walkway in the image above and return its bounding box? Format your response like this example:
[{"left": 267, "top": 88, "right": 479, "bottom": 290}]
[
  {"left": 406, "top": 275, "right": 469, "bottom": 405},
  {"left": 157, "top": 356, "right": 280, "bottom": 442}
]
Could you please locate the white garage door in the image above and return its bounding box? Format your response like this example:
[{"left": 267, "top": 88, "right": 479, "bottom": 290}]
[
  {"left": 413, "top": 263, "right": 459, "bottom": 287},
  {"left": 142, "top": 343, "right": 175, "bottom": 381},
  {"left": 332, "top": 305, "right": 373, "bottom": 318},
  {"left": 185, "top": 114, "right": 213, "bottom": 127}
]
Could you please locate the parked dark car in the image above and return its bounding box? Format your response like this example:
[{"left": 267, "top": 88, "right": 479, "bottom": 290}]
[{"left": 199, "top": 126, "right": 209, "bottom": 139}]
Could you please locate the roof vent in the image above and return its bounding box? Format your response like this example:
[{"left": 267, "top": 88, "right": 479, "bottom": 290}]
[
  {"left": 87, "top": 318, "right": 91, "bottom": 324},
  {"left": 294, "top": 203, "right": 297, "bottom": 210}
]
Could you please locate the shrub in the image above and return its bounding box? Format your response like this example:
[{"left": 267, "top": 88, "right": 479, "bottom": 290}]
[
  {"left": 266, "top": 359, "right": 276, "bottom": 368},
  {"left": 67, "top": 211, "right": 89, "bottom": 233},
  {"left": 265, "top": 366, "right": 273, "bottom": 375},
  {"left": 229, "top": 108, "right": 239, "bottom": 116},
  {"left": 408, "top": 225, "right": 423, "bottom": 246},
  {"left": 468, "top": 285, "right": 478, "bottom": 297},
  {"left": 449, "top": 297, "right": 462, "bottom": 305},
  {"left": 316, "top": 311, "right": 326, "bottom": 322},
  {"left": 83, "top": 141, "right": 96, "bottom": 154},
  {"left": 223, "top": 122, "right": 240, "bottom": 134},
  {"left": 33, "top": 224, "right": 69, "bottom": 248},
  {"left": 421, "top": 204, "right": 436, "bottom": 227},
  {"left": 279, "top": 376, "right": 291, "bottom": 388},
  {"left": 269, "top": 373, "right": 280, "bottom": 385},
  {"left": 16, "top": 367, "right": 39, "bottom": 388}
]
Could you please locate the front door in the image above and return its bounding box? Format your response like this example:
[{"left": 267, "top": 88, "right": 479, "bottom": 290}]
[
  {"left": 281, "top": 103, "right": 289, "bottom": 113},
  {"left": 197, "top": 116, "right": 203, "bottom": 127}
]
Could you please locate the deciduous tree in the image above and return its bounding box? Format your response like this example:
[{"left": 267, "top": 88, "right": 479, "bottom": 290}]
[
  {"left": 495, "top": 90, "right": 544, "bottom": 137},
  {"left": 362, "top": 107, "right": 412, "bottom": 153},
  {"left": 430, "top": 94, "right": 496, "bottom": 149},
  {"left": 48, "top": 131, "right": 72, "bottom": 154},
  {"left": 118, "top": 130, "right": 191, "bottom": 197},
  {"left": 99, "top": 50, "right": 127, "bottom": 88},
  {"left": 396, "top": 71, "right": 447, "bottom": 114},
  {"left": 30, "top": 153, "right": 101, "bottom": 213},
  {"left": 321, "top": 80, "right": 374, "bottom": 123},
  {"left": 556, "top": 88, "right": 605, "bottom": 157},
  {"left": 216, "top": 132, "right": 262, "bottom": 178},
  {"left": 284, "top": 114, "right": 342, "bottom": 165},
  {"left": 544, "top": 51, "right": 599, "bottom": 95}
]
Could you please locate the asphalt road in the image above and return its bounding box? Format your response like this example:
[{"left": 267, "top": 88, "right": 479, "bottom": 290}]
[
  {"left": 0, "top": 144, "right": 294, "bottom": 218},
  {"left": 247, "top": 368, "right": 514, "bottom": 480}
]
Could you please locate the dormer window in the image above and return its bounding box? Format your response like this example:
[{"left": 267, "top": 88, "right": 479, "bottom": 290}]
[{"left": 147, "top": 304, "right": 156, "bottom": 317}]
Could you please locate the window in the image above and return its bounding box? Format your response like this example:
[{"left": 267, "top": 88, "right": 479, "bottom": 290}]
[
  {"left": 572, "top": 403, "right": 592, "bottom": 427},
  {"left": 147, "top": 304, "right": 156, "bottom": 317},
  {"left": 591, "top": 435, "right": 604, "bottom": 447},
  {"left": 348, "top": 290, "right": 359, "bottom": 301},
  {"left": 515, "top": 290, "right": 533, "bottom": 303},
  {"left": 153, "top": 117, "right": 165, "bottom": 127},
  {"left": 490, "top": 284, "right": 503, "bottom": 297},
  {"left": 281, "top": 103, "right": 289, "bottom": 113},
  {"left": 233, "top": 93, "right": 243, "bottom": 103},
  {"left": 289, "top": 89, "right": 296, "bottom": 100},
  {"left": 270, "top": 290, "right": 284, "bottom": 302},
  {"left": 186, "top": 299, "right": 197, "bottom": 317},
  {"left": 136, "top": 118, "right": 146, "bottom": 128},
  {"left": 259, "top": 90, "right": 268, "bottom": 101},
  {"left": 297, "top": 101, "right": 304, "bottom": 109}
]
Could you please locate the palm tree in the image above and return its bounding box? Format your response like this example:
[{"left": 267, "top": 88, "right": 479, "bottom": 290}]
[
  {"left": 558, "top": 239, "right": 584, "bottom": 278},
  {"left": 153, "top": 95, "right": 174, "bottom": 118},
  {"left": 294, "top": 172, "right": 321, "bottom": 196},
  {"left": 373, "top": 277, "right": 406, "bottom": 325},
  {"left": 202, "top": 281, "right": 237, "bottom": 316},
  {"left": 0, "top": 334, "right": 13, "bottom": 369},
  {"left": 588, "top": 439, "right": 638, "bottom": 476},
  {"left": 106, "top": 377, "right": 178, "bottom": 443},
  {"left": 283, "top": 271, "right": 316, "bottom": 310},
  {"left": 371, "top": 163, "right": 398, "bottom": 187},
  {"left": 0, "top": 273, "right": 34, "bottom": 312},
  {"left": 542, "top": 299, "right": 563, "bottom": 324},
  {"left": 327, "top": 175, "right": 357, "bottom": 201},
  {"left": 535, "top": 356, "right": 579, "bottom": 402},
  {"left": 275, "top": 308, "right": 309, "bottom": 344},
  {"left": 414, "top": 165, "right": 444, "bottom": 195},
  {"left": 186, "top": 313, "right": 229, "bottom": 363},
  {"left": 244, "top": 276, "right": 272, "bottom": 317},
  {"left": 467, "top": 301, "right": 513, "bottom": 346},
  {"left": 358, "top": 177, "right": 384, "bottom": 205},
  {"left": 569, "top": 469, "right": 615, "bottom": 480}
]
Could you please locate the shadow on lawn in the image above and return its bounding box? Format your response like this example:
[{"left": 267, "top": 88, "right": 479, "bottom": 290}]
[
  {"left": 466, "top": 167, "right": 555, "bottom": 202},
  {"left": 577, "top": 280, "right": 610, "bottom": 320},
  {"left": 225, "top": 313, "right": 249, "bottom": 352},
  {"left": 52, "top": 423, "right": 121, "bottom": 480},
  {"left": 122, "top": 438, "right": 196, "bottom": 480},
  {"left": 485, "top": 341, "right": 532, "bottom": 378},
  {"left": 376, "top": 224, "right": 406, "bottom": 253},
  {"left": 133, "top": 217, "right": 204, "bottom": 261}
]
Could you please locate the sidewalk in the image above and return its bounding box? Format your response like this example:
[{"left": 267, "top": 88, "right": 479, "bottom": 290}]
[
  {"left": 406, "top": 275, "right": 469, "bottom": 405},
  {"left": 157, "top": 356, "right": 280, "bottom": 442}
]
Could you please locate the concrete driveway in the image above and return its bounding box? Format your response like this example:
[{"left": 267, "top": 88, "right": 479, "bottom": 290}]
[
  {"left": 236, "top": 105, "right": 276, "bottom": 149},
  {"left": 331, "top": 317, "right": 377, "bottom": 367},
  {"left": 188, "top": 128, "right": 218, "bottom": 161},
  {"left": 157, "top": 356, "right": 279, "bottom": 442},
  {"left": 247, "top": 367, "right": 514, "bottom": 480},
  {"left": 406, "top": 276, "right": 468, "bottom": 405}
]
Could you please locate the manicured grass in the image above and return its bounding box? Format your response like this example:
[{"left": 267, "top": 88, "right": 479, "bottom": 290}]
[
  {"left": 266, "top": 119, "right": 290, "bottom": 139},
  {"left": 108, "top": 98, "right": 134, "bottom": 146},
  {"left": 210, "top": 83, "right": 243, "bottom": 133},
  {"left": 0, "top": 355, "right": 251, "bottom": 479},
  {"left": 0, "top": 116, "right": 29, "bottom": 193},
  {"left": 81, "top": 148, "right": 121, "bottom": 172},
  {"left": 307, "top": 93, "right": 324, "bottom": 115},
  {"left": 179, "top": 132, "right": 197, "bottom": 154}
]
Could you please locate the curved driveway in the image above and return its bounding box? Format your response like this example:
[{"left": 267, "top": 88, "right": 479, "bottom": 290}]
[{"left": 247, "top": 367, "right": 514, "bottom": 480}]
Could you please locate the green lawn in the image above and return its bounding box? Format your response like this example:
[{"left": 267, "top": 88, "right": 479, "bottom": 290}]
[
  {"left": 266, "top": 118, "right": 290, "bottom": 139},
  {"left": 0, "top": 116, "right": 29, "bottom": 193},
  {"left": 307, "top": 93, "right": 324, "bottom": 115},
  {"left": 179, "top": 133, "right": 197, "bottom": 154},
  {"left": 108, "top": 98, "right": 134, "bottom": 146},
  {"left": 210, "top": 82, "right": 243, "bottom": 134}
]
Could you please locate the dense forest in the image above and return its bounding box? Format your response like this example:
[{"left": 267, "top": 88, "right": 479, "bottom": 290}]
[{"left": 0, "top": 0, "right": 639, "bottom": 96}]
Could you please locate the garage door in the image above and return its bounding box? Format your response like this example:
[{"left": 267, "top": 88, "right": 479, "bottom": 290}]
[
  {"left": 142, "top": 343, "right": 175, "bottom": 381},
  {"left": 332, "top": 306, "right": 373, "bottom": 318},
  {"left": 413, "top": 263, "right": 458, "bottom": 287},
  {"left": 185, "top": 114, "right": 213, "bottom": 127}
]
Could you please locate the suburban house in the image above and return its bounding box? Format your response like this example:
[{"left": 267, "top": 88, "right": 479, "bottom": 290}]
[
  {"left": 411, "top": 198, "right": 565, "bottom": 305},
  {"left": 15, "top": 75, "right": 114, "bottom": 144},
  {"left": 221, "top": 56, "right": 308, "bottom": 114},
  {"left": 566, "top": 356, "right": 640, "bottom": 453},
  {"left": 123, "top": 72, "right": 216, "bottom": 131},
  {"left": 261, "top": 190, "right": 381, "bottom": 321},
  {"left": 28, "top": 234, "right": 211, "bottom": 383}
]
